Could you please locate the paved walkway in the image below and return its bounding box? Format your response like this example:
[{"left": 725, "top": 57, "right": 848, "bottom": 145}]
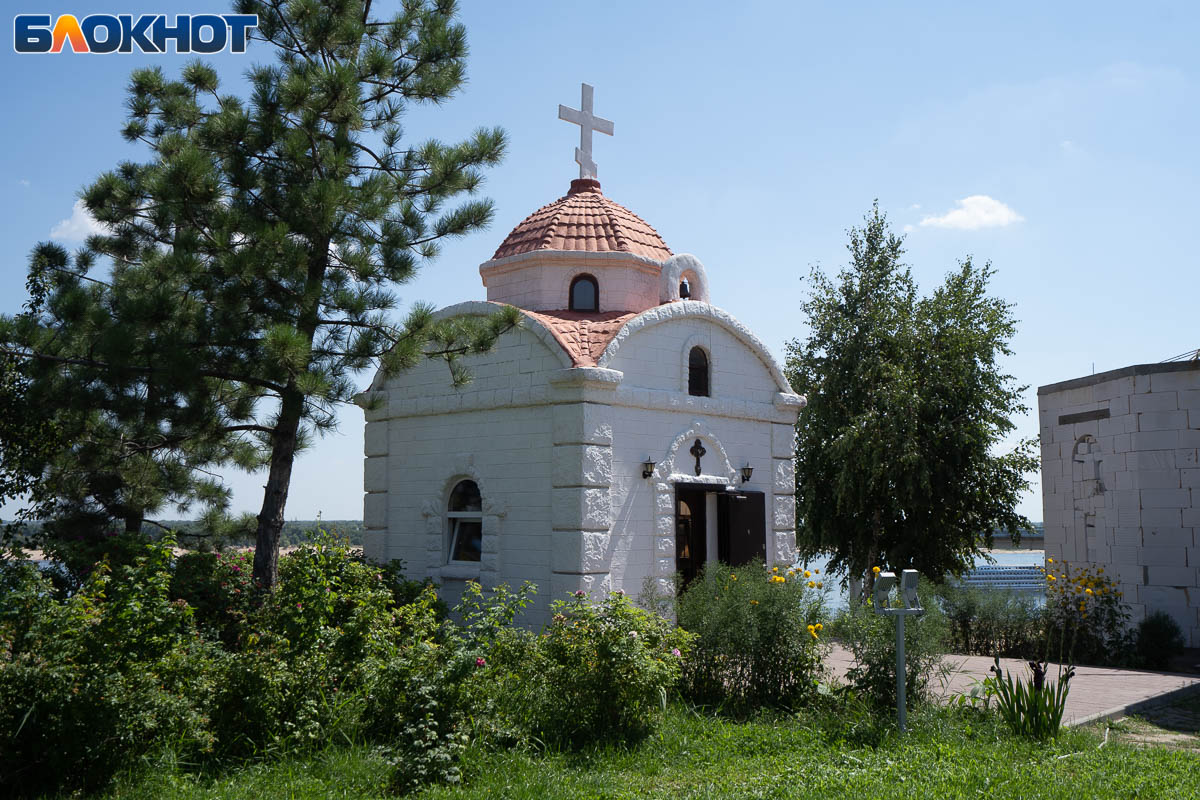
[{"left": 826, "top": 645, "right": 1200, "bottom": 726}]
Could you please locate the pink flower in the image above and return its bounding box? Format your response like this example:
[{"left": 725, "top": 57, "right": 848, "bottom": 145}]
[
  {"left": 574, "top": 590, "right": 585, "bottom": 598},
  {"left": 629, "top": 630, "right": 638, "bottom": 638},
  {"left": 296, "top": 603, "right": 303, "bottom": 610},
  {"left": 475, "top": 657, "right": 486, "bottom": 667},
  {"left": 672, "top": 648, "right": 682, "bottom": 657}
]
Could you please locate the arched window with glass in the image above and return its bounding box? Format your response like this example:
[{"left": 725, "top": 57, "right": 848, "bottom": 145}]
[
  {"left": 446, "top": 480, "right": 482, "bottom": 563},
  {"left": 569, "top": 274, "right": 599, "bottom": 312},
  {"left": 688, "top": 346, "right": 710, "bottom": 397}
]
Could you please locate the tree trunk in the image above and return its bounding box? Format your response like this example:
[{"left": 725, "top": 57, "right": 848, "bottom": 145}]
[
  {"left": 252, "top": 386, "right": 305, "bottom": 589},
  {"left": 251, "top": 239, "right": 329, "bottom": 590}
]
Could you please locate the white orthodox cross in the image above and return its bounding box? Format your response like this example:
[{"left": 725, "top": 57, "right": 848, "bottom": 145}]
[{"left": 558, "top": 83, "right": 614, "bottom": 180}]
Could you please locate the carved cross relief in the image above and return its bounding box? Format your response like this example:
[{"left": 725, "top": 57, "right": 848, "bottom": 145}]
[{"left": 689, "top": 439, "right": 706, "bottom": 476}]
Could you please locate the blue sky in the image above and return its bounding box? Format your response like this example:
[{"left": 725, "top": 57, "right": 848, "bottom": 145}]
[{"left": 3, "top": 1, "right": 1198, "bottom": 523}]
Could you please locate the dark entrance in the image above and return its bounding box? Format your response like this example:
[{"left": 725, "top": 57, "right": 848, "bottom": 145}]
[
  {"left": 674, "top": 486, "right": 708, "bottom": 586},
  {"left": 675, "top": 486, "right": 766, "bottom": 585}
]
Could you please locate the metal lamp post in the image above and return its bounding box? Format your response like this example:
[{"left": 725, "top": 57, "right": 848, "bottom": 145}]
[{"left": 871, "top": 569, "right": 925, "bottom": 732}]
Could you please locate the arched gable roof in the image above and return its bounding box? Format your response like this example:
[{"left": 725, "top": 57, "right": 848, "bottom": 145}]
[
  {"left": 596, "top": 302, "right": 796, "bottom": 395},
  {"left": 365, "top": 301, "right": 574, "bottom": 393}
]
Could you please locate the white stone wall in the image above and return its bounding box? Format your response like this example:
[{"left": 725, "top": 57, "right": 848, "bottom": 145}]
[
  {"left": 602, "top": 306, "right": 785, "bottom": 406},
  {"left": 480, "top": 251, "right": 661, "bottom": 312},
  {"left": 363, "top": 323, "right": 562, "bottom": 624},
  {"left": 363, "top": 302, "right": 804, "bottom": 628},
  {"left": 1038, "top": 363, "right": 1200, "bottom": 646}
]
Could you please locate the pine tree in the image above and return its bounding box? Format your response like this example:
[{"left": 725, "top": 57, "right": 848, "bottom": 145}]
[
  {"left": 784, "top": 203, "right": 1037, "bottom": 595},
  {"left": 2, "top": 1, "right": 516, "bottom": 586},
  {"left": 1, "top": 243, "right": 251, "bottom": 553}
]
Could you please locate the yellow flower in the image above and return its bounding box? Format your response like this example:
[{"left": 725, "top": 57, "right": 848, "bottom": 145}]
[
  {"left": 804, "top": 570, "right": 812, "bottom": 578},
  {"left": 807, "top": 624, "right": 815, "bottom": 633},
  {"left": 1047, "top": 575, "right": 1056, "bottom": 582},
  {"left": 731, "top": 575, "right": 738, "bottom": 581},
  {"left": 1085, "top": 588, "right": 1093, "bottom": 595},
  {"left": 1097, "top": 567, "right": 1104, "bottom": 574},
  {"left": 750, "top": 599, "right": 758, "bottom": 606},
  {"left": 872, "top": 566, "right": 881, "bottom": 575},
  {"left": 814, "top": 569, "right": 820, "bottom": 575},
  {"left": 817, "top": 582, "right": 823, "bottom": 589},
  {"left": 815, "top": 623, "right": 823, "bottom": 632},
  {"left": 772, "top": 566, "right": 779, "bottom": 573},
  {"left": 807, "top": 581, "right": 816, "bottom": 588},
  {"left": 1047, "top": 558, "right": 1054, "bottom": 564}
]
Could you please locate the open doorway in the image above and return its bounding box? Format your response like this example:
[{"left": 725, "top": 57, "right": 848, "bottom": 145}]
[{"left": 675, "top": 485, "right": 766, "bottom": 587}]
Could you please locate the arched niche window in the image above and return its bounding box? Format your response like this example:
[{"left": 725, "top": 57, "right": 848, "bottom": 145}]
[
  {"left": 446, "top": 480, "right": 482, "bottom": 563},
  {"left": 569, "top": 274, "right": 599, "bottom": 312},
  {"left": 688, "top": 346, "right": 710, "bottom": 397}
]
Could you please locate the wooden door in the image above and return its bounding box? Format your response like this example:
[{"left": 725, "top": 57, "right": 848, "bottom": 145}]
[{"left": 718, "top": 491, "right": 766, "bottom": 566}]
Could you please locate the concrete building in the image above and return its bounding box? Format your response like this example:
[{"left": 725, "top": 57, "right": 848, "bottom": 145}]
[
  {"left": 358, "top": 84, "right": 803, "bottom": 626},
  {"left": 1038, "top": 361, "right": 1200, "bottom": 646}
]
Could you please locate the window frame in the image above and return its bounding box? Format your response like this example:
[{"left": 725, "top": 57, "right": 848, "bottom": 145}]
[
  {"left": 445, "top": 479, "right": 483, "bottom": 564},
  {"left": 568, "top": 273, "right": 600, "bottom": 312},
  {"left": 687, "top": 345, "right": 710, "bottom": 397}
]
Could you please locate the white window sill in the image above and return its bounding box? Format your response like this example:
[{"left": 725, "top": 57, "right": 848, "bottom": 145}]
[{"left": 438, "top": 562, "right": 481, "bottom": 581}]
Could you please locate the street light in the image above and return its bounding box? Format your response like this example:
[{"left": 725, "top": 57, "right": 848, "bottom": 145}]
[{"left": 871, "top": 568, "right": 924, "bottom": 732}]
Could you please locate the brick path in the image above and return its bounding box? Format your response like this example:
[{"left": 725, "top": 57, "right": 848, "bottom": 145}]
[{"left": 826, "top": 645, "right": 1200, "bottom": 726}]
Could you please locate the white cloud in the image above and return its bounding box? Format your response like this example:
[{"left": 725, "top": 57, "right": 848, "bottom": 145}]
[
  {"left": 902, "top": 224, "right": 915, "bottom": 233},
  {"left": 918, "top": 195, "right": 1024, "bottom": 231},
  {"left": 18, "top": 179, "right": 30, "bottom": 187},
  {"left": 49, "top": 199, "right": 107, "bottom": 242}
]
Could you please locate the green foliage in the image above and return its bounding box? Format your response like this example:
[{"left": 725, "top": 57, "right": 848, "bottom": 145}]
[
  {"left": 171, "top": 550, "right": 256, "bottom": 646},
  {"left": 784, "top": 203, "right": 1038, "bottom": 591},
  {"left": 1042, "top": 560, "right": 1132, "bottom": 666},
  {"left": 96, "top": 705, "right": 1200, "bottom": 800},
  {"left": 479, "top": 588, "right": 691, "bottom": 750},
  {"left": 936, "top": 583, "right": 1043, "bottom": 659},
  {"left": 0, "top": 243, "right": 248, "bottom": 556},
  {"left": 676, "top": 562, "right": 827, "bottom": 713},
  {"left": 988, "top": 658, "right": 1075, "bottom": 740},
  {"left": 1134, "top": 611, "right": 1185, "bottom": 670},
  {"left": 0, "top": 0, "right": 515, "bottom": 587},
  {"left": 831, "top": 579, "right": 949, "bottom": 710},
  {"left": 0, "top": 538, "right": 217, "bottom": 796}
]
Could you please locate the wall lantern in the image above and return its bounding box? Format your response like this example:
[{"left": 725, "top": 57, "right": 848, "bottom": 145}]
[
  {"left": 740, "top": 464, "right": 753, "bottom": 483},
  {"left": 642, "top": 459, "right": 656, "bottom": 479}
]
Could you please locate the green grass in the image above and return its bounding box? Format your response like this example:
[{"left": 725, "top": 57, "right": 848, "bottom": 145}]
[{"left": 94, "top": 705, "right": 1200, "bottom": 800}]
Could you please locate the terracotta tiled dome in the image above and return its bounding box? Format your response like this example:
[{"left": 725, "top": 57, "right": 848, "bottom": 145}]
[{"left": 492, "top": 179, "right": 672, "bottom": 262}]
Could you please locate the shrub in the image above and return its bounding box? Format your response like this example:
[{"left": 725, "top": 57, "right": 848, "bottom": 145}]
[
  {"left": 171, "top": 549, "right": 255, "bottom": 646},
  {"left": 676, "top": 562, "right": 827, "bottom": 713},
  {"left": 831, "top": 577, "right": 948, "bottom": 711},
  {"left": 483, "top": 588, "right": 690, "bottom": 749},
  {"left": 1135, "top": 610, "right": 1185, "bottom": 670},
  {"left": 365, "top": 586, "right": 503, "bottom": 794},
  {"left": 936, "top": 583, "right": 1042, "bottom": 659},
  {"left": 1041, "top": 560, "right": 1132, "bottom": 666},
  {"left": 988, "top": 657, "right": 1075, "bottom": 740},
  {"left": 208, "top": 531, "right": 401, "bottom": 756},
  {"left": 0, "top": 540, "right": 216, "bottom": 796}
]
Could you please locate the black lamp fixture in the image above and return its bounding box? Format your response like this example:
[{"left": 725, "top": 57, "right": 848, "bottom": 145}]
[
  {"left": 642, "top": 458, "right": 656, "bottom": 479},
  {"left": 740, "top": 464, "right": 753, "bottom": 483}
]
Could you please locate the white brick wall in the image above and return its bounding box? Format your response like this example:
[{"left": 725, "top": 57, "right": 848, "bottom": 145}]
[
  {"left": 1039, "top": 364, "right": 1200, "bottom": 645},
  {"left": 364, "top": 301, "right": 804, "bottom": 627}
]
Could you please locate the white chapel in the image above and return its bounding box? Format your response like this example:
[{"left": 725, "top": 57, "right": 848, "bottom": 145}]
[{"left": 360, "top": 85, "right": 805, "bottom": 624}]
